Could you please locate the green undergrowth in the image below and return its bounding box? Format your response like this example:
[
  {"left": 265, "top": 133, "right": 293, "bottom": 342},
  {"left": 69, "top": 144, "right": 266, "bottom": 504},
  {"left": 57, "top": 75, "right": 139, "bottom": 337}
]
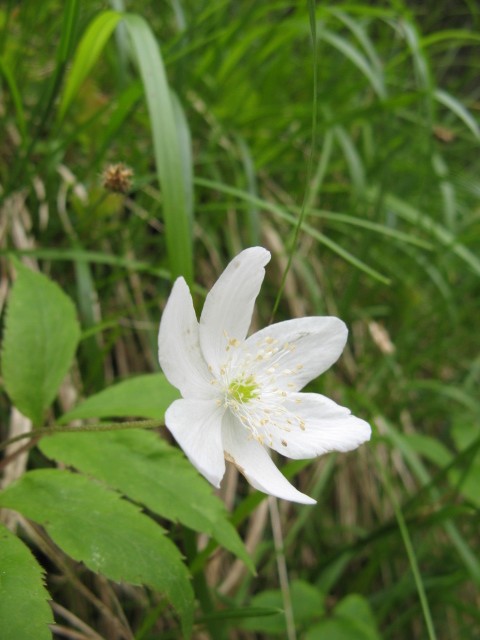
[{"left": 0, "top": 1, "right": 479, "bottom": 638}]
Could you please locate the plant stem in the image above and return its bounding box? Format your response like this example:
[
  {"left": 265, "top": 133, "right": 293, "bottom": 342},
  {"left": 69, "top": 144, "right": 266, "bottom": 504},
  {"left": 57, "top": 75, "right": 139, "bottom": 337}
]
[
  {"left": 375, "top": 453, "right": 438, "bottom": 640},
  {"left": 0, "top": 419, "right": 163, "bottom": 453},
  {"left": 269, "top": 496, "right": 297, "bottom": 640}
]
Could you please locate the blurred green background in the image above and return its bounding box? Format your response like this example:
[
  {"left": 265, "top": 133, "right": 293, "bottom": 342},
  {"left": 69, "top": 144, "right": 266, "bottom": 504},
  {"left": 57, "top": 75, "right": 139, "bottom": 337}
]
[{"left": 0, "top": 1, "right": 479, "bottom": 638}]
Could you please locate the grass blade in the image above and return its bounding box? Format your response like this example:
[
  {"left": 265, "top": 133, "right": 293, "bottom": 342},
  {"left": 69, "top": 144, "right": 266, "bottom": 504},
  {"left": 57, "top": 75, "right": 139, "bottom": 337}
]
[
  {"left": 123, "top": 13, "right": 194, "bottom": 284},
  {"left": 57, "top": 10, "right": 122, "bottom": 122},
  {"left": 375, "top": 454, "right": 438, "bottom": 640}
]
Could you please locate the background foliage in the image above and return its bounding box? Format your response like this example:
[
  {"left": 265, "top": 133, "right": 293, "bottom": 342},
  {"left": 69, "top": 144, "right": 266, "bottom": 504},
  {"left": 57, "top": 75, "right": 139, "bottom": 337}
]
[{"left": 0, "top": 0, "right": 479, "bottom": 638}]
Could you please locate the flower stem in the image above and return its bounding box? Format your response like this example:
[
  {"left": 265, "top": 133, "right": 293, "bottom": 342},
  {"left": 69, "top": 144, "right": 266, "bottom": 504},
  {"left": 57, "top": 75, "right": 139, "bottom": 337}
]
[{"left": 269, "top": 496, "right": 297, "bottom": 640}]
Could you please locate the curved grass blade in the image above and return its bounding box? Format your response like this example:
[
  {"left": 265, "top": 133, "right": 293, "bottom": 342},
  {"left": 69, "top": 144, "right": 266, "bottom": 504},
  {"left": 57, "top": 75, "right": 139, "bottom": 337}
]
[
  {"left": 318, "top": 29, "right": 386, "bottom": 99},
  {"left": 375, "top": 455, "right": 438, "bottom": 640},
  {"left": 333, "top": 125, "right": 366, "bottom": 194},
  {"left": 0, "top": 58, "right": 26, "bottom": 139},
  {"left": 57, "top": 10, "right": 122, "bottom": 121},
  {"left": 236, "top": 135, "right": 260, "bottom": 245},
  {"left": 380, "top": 418, "right": 480, "bottom": 586},
  {"left": 380, "top": 191, "right": 480, "bottom": 276},
  {"left": 0, "top": 248, "right": 171, "bottom": 280},
  {"left": 435, "top": 89, "right": 480, "bottom": 141},
  {"left": 272, "top": 0, "right": 319, "bottom": 319},
  {"left": 123, "top": 13, "right": 194, "bottom": 284},
  {"left": 195, "top": 178, "right": 391, "bottom": 284},
  {"left": 326, "top": 8, "right": 384, "bottom": 75}
]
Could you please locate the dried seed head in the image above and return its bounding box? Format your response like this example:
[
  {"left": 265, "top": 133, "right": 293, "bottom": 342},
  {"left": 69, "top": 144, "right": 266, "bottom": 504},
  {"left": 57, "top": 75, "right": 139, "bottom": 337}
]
[{"left": 102, "top": 163, "right": 133, "bottom": 194}]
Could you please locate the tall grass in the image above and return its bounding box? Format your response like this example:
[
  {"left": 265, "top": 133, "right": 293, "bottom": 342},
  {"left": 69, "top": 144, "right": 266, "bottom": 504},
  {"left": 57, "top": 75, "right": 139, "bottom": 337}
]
[{"left": 1, "top": 1, "right": 479, "bottom": 638}]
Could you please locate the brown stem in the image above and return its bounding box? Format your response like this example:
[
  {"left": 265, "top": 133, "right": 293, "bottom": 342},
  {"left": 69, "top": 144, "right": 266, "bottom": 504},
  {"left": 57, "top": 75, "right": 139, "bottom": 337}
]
[
  {"left": 0, "top": 419, "right": 163, "bottom": 453},
  {"left": 0, "top": 436, "right": 40, "bottom": 472},
  {"left": 25, "top": 521, "right": 133, "bottom": 640}
]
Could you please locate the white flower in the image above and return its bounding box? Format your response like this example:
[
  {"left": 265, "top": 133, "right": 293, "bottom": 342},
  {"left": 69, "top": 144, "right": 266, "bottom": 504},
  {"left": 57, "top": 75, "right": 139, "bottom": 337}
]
[{"left": 158, "top": 247, "right": 371, "bottom": 504}]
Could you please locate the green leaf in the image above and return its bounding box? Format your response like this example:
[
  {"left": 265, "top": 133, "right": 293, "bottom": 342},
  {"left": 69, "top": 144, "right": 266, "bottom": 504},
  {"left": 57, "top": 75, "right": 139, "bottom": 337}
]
[
  {"left": 435, "top": 89, "right": 480, "bottom": 141},
  {"left": 122, "top": 13, "right": 194, "bottom": 284},
  {"left": 335, "top": 594, "right": 380, "bottom": 634},
  {"left": 194, "top": 178, "right": 391, "bottom": 285},
  {"left": 319, "top": 29, "right": 386, "bottom": 99},
  {"left": 57, "top": 10, "right": 122, "bottom": 120},
  {"left": 0, "top": 469, "right": 194, "bottom": 638},
  {"left": 0, "top": 248, "right": 171, "bottom": 281},
  {"left": 401, "top": 433, "right": 452, "bottom": 468},
  {"left": 0, "top": 57, "right": 27, "bottom": 139},
  {"left": 450, "top": 423, "right": 480, "bottom": 506},
  {"left": 1, "top": 262, "right": 80, "bottom": 427},
  {"left": 39, "top": 429, "right": 254, "bottom": 572},
  {"left": 0, "top": 524, "right": 54, "bottom": 640},
  {"left": 241, "top": 580, "right": 325, "bottom": 634},
  {"left": 59, "top": 373, "right": 180, "bottom": 424},
  {"left": 379, "top": 191, "right": 480, "bottom": 277},
  {"left": 200, "top": 606, "right": 283, "bottom": 622},
  {"left": 305, "top": 594, "right": 381, "bottom": 640}
]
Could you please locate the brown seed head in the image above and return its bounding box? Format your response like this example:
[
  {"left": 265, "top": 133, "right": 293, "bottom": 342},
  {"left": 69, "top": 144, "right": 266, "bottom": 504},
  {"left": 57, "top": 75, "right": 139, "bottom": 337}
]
[{"left": 102, "top": 163, "right": 133, "bottom": 194}]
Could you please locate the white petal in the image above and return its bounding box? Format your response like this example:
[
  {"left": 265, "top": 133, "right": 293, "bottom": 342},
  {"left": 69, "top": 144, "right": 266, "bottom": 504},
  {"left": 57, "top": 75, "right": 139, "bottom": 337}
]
[
  {"left": 158, "top": 277, "right": 214, "bottom": 399},
  {"left": 221, "top": 412, "right": 315, "bottom": 504},
  {"left": 243, "top": 317, "right": 348, "bottom": 391},
  {"left": 199, "top": 247, "right": 271, "bottom": 374},
  {"left": 165, "top": 398, "right": 226, "bottom": 488},
  {"left": 265, "top": 392, "right": 371, "bottom": 459}
]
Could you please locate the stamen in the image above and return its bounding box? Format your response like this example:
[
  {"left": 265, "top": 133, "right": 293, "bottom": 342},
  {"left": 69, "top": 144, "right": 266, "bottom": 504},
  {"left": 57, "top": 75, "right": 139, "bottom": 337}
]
[{"left": 217, "top": 331, "right": 308, "bottom": 445}]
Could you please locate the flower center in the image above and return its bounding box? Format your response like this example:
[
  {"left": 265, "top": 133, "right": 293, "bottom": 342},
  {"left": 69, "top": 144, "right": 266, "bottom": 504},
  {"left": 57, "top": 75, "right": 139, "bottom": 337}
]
[{"left": 227, "top": 374, "right": 259, "bottom": 405}]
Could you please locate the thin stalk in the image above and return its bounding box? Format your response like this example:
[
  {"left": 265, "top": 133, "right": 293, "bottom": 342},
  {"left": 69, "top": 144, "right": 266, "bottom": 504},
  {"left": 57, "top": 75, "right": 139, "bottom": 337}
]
[
  {"left": 375, "top": 453, "right": 438, "bottom": 640},
  {"left": 25, "top": 521, "right": 133, "bottom": 640},
  {"left": 269, "top": 496, "right": 296, "bottom": 640},
  {"left": 0, "top": 419, "right": 163, "bottom": 453},
  {"left": 183, "top": 528, "right": 228, "bottom": 640},
  {"left": 270, "top": 0, "right": 318, "bottom": 322}
]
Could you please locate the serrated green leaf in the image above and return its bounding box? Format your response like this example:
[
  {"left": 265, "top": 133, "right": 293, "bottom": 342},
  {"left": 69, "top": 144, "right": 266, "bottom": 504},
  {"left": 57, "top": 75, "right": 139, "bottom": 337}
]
[
  {"left": 1, "top": 262, "right": 80, "bottom": 427},
  {"left": 0, "top": 524, "right": 54, "bottom": 640},
  {"left": 59, "top": 373, "right": 180, "bottom": 424},
  {"left": 0, "top": 469, "right": 193, "bottom": 637},
  {"left": 39, "top": 429, "right": 254, "bottom": 573}
]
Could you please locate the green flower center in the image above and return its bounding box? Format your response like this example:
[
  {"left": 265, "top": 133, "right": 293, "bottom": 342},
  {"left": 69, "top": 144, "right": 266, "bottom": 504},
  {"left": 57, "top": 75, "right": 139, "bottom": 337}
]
[{"left": 228, "top": 375, "right": 259, "bottom": 404}]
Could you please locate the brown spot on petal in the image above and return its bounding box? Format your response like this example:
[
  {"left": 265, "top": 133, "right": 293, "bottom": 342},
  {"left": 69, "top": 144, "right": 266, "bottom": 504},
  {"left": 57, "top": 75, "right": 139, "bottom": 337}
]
[{"left": 224, "top": 452, "right": 246, "bottom": 475}]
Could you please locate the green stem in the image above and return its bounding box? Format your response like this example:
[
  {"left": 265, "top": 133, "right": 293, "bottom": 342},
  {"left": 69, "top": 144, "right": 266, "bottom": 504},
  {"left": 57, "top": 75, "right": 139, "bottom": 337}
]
[
  {"left": 375, "top": 453, "right": 438, "bottom": 640},
  {"left": 0, "top": 419, "right": 163, "bottom": 453},
  {"left": 270, "top": 0, "right": 318, "bottom": 323},
  {"left": 269, "top": 496, "right": 297, "bottom": 640},
  {"left": 183, "top": 528, "right": 228, "bottom": 640}
]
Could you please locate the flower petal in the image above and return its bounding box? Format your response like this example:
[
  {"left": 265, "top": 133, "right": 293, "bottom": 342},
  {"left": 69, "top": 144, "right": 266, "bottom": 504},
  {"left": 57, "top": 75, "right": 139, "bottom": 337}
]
[
  {"left": 264, "top": 392, "right": 371, "bottom": 459},
  {"left": 221, "top": 412, "right": 316, "bottom": 504},
  {"left": 199, "top": 247, "right": 271, "bottom": 374},
  {"left": 165, "top": 398, "right": 226, "bottom": 488},
  {"left": 158, "top": 277, "right": 214, "bottom": 399},
  {"left": 242, "top": 317, "right": 348, "bottom": 391}
]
